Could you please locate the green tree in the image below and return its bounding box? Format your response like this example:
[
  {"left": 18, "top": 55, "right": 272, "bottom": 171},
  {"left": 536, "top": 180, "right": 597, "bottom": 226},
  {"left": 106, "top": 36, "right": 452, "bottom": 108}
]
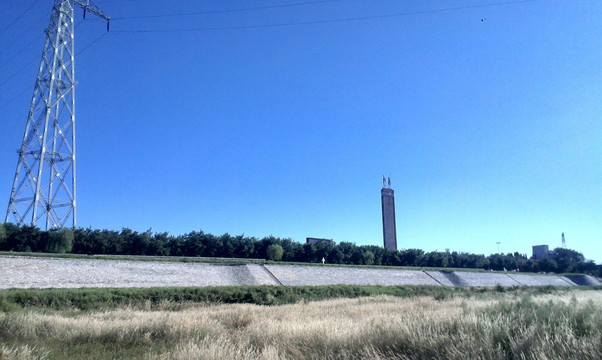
[
  {"left": 539, "top": 258, "right": 557, "bottom": 273},
  {"left": 234, "top": 235, "right": 255, "bottom": 259},
  {"left": 91, "top": 229, "right": 119, "bottom": 254},
  {"left": 553, "top": 248, "right": 585, "bottom": 273},
  {"left": 576, "top": 260, "right": 598, "bottom": 276},
  {"left": 182, "top": 231, "right": 208, "bottom": 256},
  {"left": 219, "top": 233, "right": 236, "bottom": 257},
  {"left": 487, "top": 254, "right": 505, "bottom": 271},
  {"left": 266, "top": 244, "right": 284, "bottom": 261},
  {"left": 521, "top": 259, "right": 539, "bottom": 273},
  {"left": 303, "top": 243, "right": 318, "bottom": 262},
  {"left": 350, "top": 247, "right": 364, "bottom": 265},
  {"left": 257, "top": 236, "right": 281, "bottom": 259},
  {"left": 0, "top": 223, "right": 6, "bottom": 249},
  {"left": 400, "top": 249, "right": 424, "bottom": 266},
  {"left": 148, "top": 232, "right": 171, "bottom": 256},
  {"left": 8, "top": 225, "right": 42, "bottom": 252},
  {"left": 337, "top": 242, "right": 356, "bottom": 264},
  {"left": 280, "top": 238, "right": 301, "bottom": 261},
  {"left": 45, "top": 228, "right": 74, "bottom": 253},
  {"left": 167, "top": 235, "right": 186, "bottom": 256},
  {"left": 423, "top": 251, "right": 449, "bottom": 268},
  {"left": 125, "top": 229, "right": 152, "bottom": 255},
  {"left": 363, "top": 250, "right": 375, "bottom": 265},
  {"left": 327, "top": 247, "right": 344, "bottom": 264}
]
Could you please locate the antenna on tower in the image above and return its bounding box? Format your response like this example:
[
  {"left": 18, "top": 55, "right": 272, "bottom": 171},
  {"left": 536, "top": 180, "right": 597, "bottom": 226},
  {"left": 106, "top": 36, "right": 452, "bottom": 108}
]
[
  {"left": 5, "top": 1, "right": 109, "bottom": 230},
  {"left": 382, "top": 175, "right": 392, "bottom": 189},
  {"left": 562, "top": 232, "right": 566, "bottom": 248}
]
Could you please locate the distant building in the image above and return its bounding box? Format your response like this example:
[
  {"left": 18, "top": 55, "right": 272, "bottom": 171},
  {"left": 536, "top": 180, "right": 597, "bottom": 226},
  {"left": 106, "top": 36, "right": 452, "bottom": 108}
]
[
  {"left": 381, "top": 176, "right": 397, "bottom": 250},
  {"left": 306, "top": 237, "right": 334, "bottom": 245},
  {"left": 532, "top": 245, "right": 554, "bottom": 260}
]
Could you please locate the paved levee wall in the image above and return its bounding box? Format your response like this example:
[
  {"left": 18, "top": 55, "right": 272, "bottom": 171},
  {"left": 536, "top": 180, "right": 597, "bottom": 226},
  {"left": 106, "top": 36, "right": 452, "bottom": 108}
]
[{"left": 0, "top": 255, "right": 599, "bottom": 289}]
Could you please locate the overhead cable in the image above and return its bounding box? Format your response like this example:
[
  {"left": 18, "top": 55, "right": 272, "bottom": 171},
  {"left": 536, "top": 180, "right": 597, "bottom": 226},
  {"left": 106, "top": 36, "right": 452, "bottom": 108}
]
[
  {"left": 111, "top": 0, "right": 343, "bottom": 20},
  {"left": 1, "top": 0, "right": 41, "bottom": 34},
  {"left": 111, "top": 0, "right": 538, "bottom": 33}
]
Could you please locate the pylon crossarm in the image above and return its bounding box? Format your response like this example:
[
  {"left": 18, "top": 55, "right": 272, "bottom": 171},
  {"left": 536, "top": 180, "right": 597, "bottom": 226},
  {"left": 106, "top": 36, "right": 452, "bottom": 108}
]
[{"left": 73, "top": 0, "right": 110, "bottom": 31}]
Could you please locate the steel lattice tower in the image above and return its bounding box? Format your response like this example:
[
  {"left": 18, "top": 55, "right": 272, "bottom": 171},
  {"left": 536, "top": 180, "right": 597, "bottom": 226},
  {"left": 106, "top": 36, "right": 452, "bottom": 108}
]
[{"left": 5, "top": 1, "right": 109, "bottom": 230}]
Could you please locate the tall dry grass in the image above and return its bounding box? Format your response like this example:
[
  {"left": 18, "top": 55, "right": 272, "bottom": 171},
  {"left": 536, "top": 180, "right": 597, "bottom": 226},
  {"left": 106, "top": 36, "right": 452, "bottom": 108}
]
[{"left": 0, "top": 290, "right": 600, "bottom": 359}]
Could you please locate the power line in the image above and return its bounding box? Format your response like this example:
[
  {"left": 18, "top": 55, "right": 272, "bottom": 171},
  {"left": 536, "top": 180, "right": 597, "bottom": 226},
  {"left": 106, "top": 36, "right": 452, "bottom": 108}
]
[
  {"left": 0, "top": 0, "right": 41, "bottom": 34},
  {"left": 0, "top": 22, "right": 108, "bottom": 110},
  {"left": 1, "top": 13, "right": 47, "bottom": 54},
  {"left": 0, "top": 20, "right": 86, "bottom": 90},
  {"left": 0, "top": 17, "right": 86, "bottom": 79},
  {"left": 0, "top": 33, "right": 44, "bottom": 71},
  {"left": 0, "top": 56, "right": 40, "bottom": 90},
  {"left": 0, "top": 86, "right": 32, "bottom": 111},
  {"left": 111, "top": 0, "right": 538, "bottom": 33},
  {"left": 76, "top": 31, "right": 109, "bottom": 56},
  {"left": 0, "top": 9, "right": 46, "bottom": 72},
  {"left": 111, "top": 0, "right": 343, "bottom": 20}
]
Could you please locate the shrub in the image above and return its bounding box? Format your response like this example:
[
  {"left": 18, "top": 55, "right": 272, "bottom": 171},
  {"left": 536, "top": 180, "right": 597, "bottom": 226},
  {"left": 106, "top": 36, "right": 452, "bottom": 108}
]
[
  {"left": 266, "top": 244, "right": 284, "bottom": 261},
  {"left": 45, "top": 228, "right": 74, "bottom": 253}
]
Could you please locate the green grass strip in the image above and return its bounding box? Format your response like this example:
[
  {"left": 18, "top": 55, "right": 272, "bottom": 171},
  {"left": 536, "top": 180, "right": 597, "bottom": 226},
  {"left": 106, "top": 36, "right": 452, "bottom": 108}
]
[{"left": 2, "top": 285, "right": 600, "bottom": 312}]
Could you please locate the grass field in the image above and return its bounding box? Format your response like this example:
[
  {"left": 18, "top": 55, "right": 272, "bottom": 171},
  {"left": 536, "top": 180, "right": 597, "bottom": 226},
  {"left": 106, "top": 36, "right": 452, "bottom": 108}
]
[{"left": 0, "top": 286, "right": 600, "bottom": 359}]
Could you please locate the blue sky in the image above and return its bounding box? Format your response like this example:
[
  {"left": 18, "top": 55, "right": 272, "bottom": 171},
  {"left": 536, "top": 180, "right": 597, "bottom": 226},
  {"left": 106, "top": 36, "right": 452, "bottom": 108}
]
[{"left": 1, "top": 0, "right": 600, "bottom": 263}]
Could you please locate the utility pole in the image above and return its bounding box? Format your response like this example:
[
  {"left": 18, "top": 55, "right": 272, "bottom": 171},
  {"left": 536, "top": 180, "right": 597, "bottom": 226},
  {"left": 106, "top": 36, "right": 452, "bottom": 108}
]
[{"left": 5, "top": 1, "right": 109, "bottom": 230}]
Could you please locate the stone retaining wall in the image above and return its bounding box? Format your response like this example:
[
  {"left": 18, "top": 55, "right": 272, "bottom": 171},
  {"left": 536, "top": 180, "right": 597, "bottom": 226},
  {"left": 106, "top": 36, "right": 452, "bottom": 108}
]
[
  {"left": 0, "top": 255, "right": 599, "bottom": 289},
  {"left": 263, "top": 265, "right": 440, "bottom": 286}
]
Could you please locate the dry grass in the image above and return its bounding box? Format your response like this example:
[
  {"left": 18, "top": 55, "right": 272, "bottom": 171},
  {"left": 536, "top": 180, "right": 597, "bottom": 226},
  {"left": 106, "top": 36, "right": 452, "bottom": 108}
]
[{"left": 0, "top": 290, "right": 600, "bottom": 359}]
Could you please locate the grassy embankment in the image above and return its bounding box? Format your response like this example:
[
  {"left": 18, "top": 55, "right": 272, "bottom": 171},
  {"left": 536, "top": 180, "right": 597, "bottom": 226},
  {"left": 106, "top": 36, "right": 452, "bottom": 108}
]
[
  {"left": 0, "top": 286, "right": 601, "bottom": 359},
  {"left": 0, "top": 285, "right": 528, "bottom": 312}
]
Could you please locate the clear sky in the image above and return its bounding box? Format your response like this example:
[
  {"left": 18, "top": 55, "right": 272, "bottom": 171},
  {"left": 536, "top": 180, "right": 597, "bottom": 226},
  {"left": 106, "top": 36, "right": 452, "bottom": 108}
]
[{"left": 1, "top": 1, "right": 600, "bottom": 263}]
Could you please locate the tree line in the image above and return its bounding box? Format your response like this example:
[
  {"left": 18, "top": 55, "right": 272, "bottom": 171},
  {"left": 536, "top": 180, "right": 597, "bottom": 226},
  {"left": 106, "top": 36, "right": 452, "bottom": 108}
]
[{"left": 0, "top": 223, "right": 599, "bottom": 276}]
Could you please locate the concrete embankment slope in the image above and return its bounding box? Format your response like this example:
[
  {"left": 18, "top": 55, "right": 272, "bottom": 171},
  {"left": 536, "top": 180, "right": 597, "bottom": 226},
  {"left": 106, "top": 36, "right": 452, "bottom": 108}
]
[
  {"left": 262, "top": 265, "right": 599, "bottom": 287},
  {"left": 0, "top": 256, "right": 275, "bottom": 289},
  {"left": 0, "top": 255, "right": 599, "bottom": 289}
]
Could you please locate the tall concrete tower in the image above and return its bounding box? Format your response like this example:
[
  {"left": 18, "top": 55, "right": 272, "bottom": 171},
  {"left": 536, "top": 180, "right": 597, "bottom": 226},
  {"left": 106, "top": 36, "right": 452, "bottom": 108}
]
[{"left": 381, "top": 176, "right": 397, "bottom": 250}]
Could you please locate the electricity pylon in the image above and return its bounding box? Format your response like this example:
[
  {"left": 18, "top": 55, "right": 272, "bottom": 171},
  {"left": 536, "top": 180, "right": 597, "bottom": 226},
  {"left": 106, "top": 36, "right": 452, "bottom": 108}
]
[{"left": 5, "top": 1, "right": 109, "bottom": 230}]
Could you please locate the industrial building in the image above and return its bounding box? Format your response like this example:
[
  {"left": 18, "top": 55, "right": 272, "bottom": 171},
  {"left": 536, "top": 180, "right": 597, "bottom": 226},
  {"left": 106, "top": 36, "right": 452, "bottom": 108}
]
[
  {"left": 532, "top": 245, "right": 555, "bottom": 260},
  {"left": 306, "top": 237, "right": 334, "bottom": 245}
]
